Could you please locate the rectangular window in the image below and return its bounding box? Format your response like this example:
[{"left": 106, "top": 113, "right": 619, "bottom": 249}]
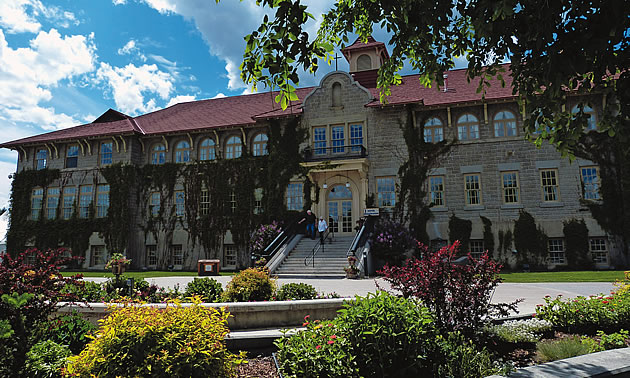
[
  {"left": 96, "top": 184, "right": 109, "bottom": 218},
  {"left": 349, "top": 123, "right": 363, "bottom": 152},
  {"left": 65, "top": 144, "right": 79, "bottom": 168},
  {"left": 79, "top": 185, "right": 93, "bottom": 218},
  {"left": 223, "top": 245, "right": 237, "bottom": 269},
  {"left": 313, "top": 127, "right": 327, "bottom": 155},
  {"left": 100, "top": 142, "right": 113, "bottom": 166},
  {"left": 62, "top": 186, "right": 76, "bottom": 219},
  {"left": 331, "top": 125, "right": 345, "bottom": 153},
  {"left": 200, "top": 188, "right": 210, "bottom": 215},
  {"left": 146, "top": 245, "right": 157, "bottom": 267},
  {"left": 175, "top": 190, "right": 185, "bottom": 217},
  {"left": 254, "top": 188, "right": 263, "bottom": 215},
  {"left": 229, "top": 191, "right": 237, "bottom": 214},
  {"left": 502, "top": 171, "right": 520, "bottom": 204},
  {"left": 590, "top": 238, "right": 608, "bottom": 264},
  {"left": 31, "top": 188, "right": 43, "bottom": 220},
  {"left": 35, "top": 149, "right": 47, "bottom": 170},
  {"left": 429, "top": 176, "right": 445, "bottom": 207},
  {"left": 548, "top": 239, "right": 565, "bottom": 264},
  {"left": 90, "top": 245, "right": 107, "bottom": 266},
  {"left": 376, "top": 177, "right": 396, "bottom": 208},
  {"left": 464, "top": 174, "right": 482, "bottom": 205},
  {"left": 171, "top": 244, "right": 183, "bottom": 266},
  {"left": 540, "top": 169, "right": 559, "bottom": 202},
  {"left": 150, "top": 192, "right": 161, "bottom": 217},
  {"left": 458, "top": 125, "right": 479, "bottom": 140},
  {"left": 286, "top": 183, "right": 303, "bottom": 211},
  {"left": 424, "top": 126, "right": 444, "bottom": 143},
  {"left": 581, "top": 166, "right": 600, "bottom": 200},
  {"left": 470, "top": 240, "right": 485, "bottom": 259},
  {"left": 46, "top": 187, "right": 60, "bottom": 219}
]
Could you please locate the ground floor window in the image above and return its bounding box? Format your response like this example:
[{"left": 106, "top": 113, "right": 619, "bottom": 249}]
[
  {"left": 547, "top": 239, "right": 565, "bottom": 265},
  {"left": 469, "top": 240, "right": 485, "bottom": 260},
  {"left": 171, "top": 245, "right": 183, "bottom": 266},
  {"left": 146, "top": 245, "right": 157, "bottom": 267},
  {"left": 589, "top": 238, "right": 608, "bottom": 264},
  {"left": 223, "top": 245, "right": 237, "bottom": 269},
  {"left": 90, "top": 245, "right": 107, "bottom": 267}
]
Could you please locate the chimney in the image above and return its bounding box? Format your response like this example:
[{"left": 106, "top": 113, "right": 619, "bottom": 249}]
[{"left": 443, "top": 72, "right": 448, "bottom": 92}]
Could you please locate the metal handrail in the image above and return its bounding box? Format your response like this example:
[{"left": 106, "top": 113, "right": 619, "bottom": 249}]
[
  {"left": 348, "top": 223, "right": 366, "bottom": 256},
  {"left": 261, "top": 218, "right": 300, "bottom": 259},
  {"left": 304, "top": 229, "right": 331, "bottom": 267}
]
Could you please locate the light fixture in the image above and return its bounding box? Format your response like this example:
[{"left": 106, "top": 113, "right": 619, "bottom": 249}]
[
  {"left": 322, "top": 170, "right": 328, "bottom": 189},
  {"left": 323, "top": 183, "right": 328, "bottom": 189},
  {"left": 345, "top": 170, "right": 350, "bottom": 188}
]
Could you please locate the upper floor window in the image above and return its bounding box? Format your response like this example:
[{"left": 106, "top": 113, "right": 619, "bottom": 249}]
[
  {"left": 200, "top": 187, "right": 210, "bottom": 215},
  {"left": 313, "top": 127, "right": 327, "bottom": 155},
  {"left": 540, "top": 169, "right": 559, "bottom": 202},
  {"left": 150, "top": 192, "right": 161, "bottom": 216},
  {"left": 376, "top": 177, "right": 396, "bottom": 208},
  {"left": 331, "top": 125, "right": 345, "bottom": 153},
  {"left": 31, "top": 188, "right": 43, "bottom": 220},
  {"left": 62, "top": 186, "right": 76, "bottom": 219},
  {"left": 581, "top": 166, "right": 600, "bottom": 200},
  {"left": 79, "top": 185, "right": 93, "bottom": 218},
  {"left": 35, "top": 149, "right": 47, "bottom": 170},
  {"left": 252, "top": 133, "right": 268, "bottom": 156},
  {"left": 429, "top": 176, "right": 445, "bottom": 207},
  {"left": 96, "top": 184, "right": 109, "bottom": 218},
  {"left": 229, "top": 190, "right": 237, "bottom": 213},
  {"left": 501, "top": 171, "right": 520, "bottom": 204},
  {"left": 100, "top": 142, "right": 113, "bottom": 166},
  {"left": 175, "top": 141, "right": 191, "bottom": 163},
  {"left": 457, "top": 114, "right": 480, "bottom": 140},
  {"left": 174, "top": 190, "right": 185, "bottom": 217},
  {"left": 493, "top": 110, "right": 517, "bottom": 137},
  {"left": 65, "top": 144, "right": 79, "bottom": 168},
  {"left": 47, "top": 187, "right": 60, "bottom": 219},
  {"left": 199, "top": 138, "right": 216, "bottom": 161},
  {"left": 286, "top": 183, "right": 303, "bottom": 211},
  {"left": 424, "top": 117, "right": 444, "bottom": 143},
  {"left": 332, "top": 82, "right": 342, "bottom": 107},
  {"left": 349, "top": 123, "right": 363, "bottom": 152},
  {"left": 464, "top": 174, "right": 482, "bottom": 205},
  {"left": 225, "top": 136, "right": 242, "bottom": 159},
  {"left": 357, "top": 54, "right": 372, "bottom": 71},
  {"left": 151, "top": 143, "right": 166, "bottom": 165},
  {"left": 572, "top": 104, "right": 597, "bottom": 131}
]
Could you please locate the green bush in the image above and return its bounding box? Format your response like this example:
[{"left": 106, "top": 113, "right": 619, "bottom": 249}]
[
  {"left": 536, "top": 336, "right": 590, "bottom": 363},
  {"left": 62, "top": 281, "right": 103, "bottom": 302},
  {"left": 275, "top": 283, "right": 318, "bottom": 301},
  {"left": 36, "top": 311, "right": 96, "bottom": 354},
  {"left": 184, "top": 277, "right": 224, "bottom": 302},
  {"left": 486, "top": 319, "right": 553, "bottom": 343},
  {"left": 65, "top": 298, "right": 245, "bottom": 377},
  {"left": 582, "top": 329, "right": 630, "bottom": 353},
  {"left": 25, "top": 340, "right": 71, "bottom": 378},
  {"left": 436, "top": 332, "right": 513, "bottom": 378},
  {"left": 222, "top": 268, "right": 276, "bottom": 302}
]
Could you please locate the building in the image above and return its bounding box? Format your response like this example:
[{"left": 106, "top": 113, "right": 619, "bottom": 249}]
[{"left": 1, "top": 37, "right": 623, "bottom": 270}]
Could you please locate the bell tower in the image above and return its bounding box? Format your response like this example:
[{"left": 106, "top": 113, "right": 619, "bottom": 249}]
[{"left": 341, "top": 36, "right": 389, "bottom": 88}]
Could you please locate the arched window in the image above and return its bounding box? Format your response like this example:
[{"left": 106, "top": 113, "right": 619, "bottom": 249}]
[
  {"left": 357, "top": 54, "right": 372, "bottom": 71},
  {"left": 151, "top": 143, "right": 166, "bottom": 165},
  {"left": 457, "top": 114, "right": 480, "bottom": 140},
  {"left": 225, "top": 136, "right": 242, "bottom": 159},
  {"left": 332, "top": 82, "right": 342, "bottom": 107},
  {"left": 572, "top": 104, "right": 597, "bottom": 131},
  {"left": 252, "top": 133, "right": 268, "bottom": 156},
  {"left": 423, "top": 117, "right": 444, "bottom": 143},
  {"left": 174, "top": 141, "right": 190, "bottom": 163},
  {"left": 199, "top": 138, "right": 216, "bottom": 161},
  {"left": 493, "top": 110, "right": 517, "bottom": 137}
]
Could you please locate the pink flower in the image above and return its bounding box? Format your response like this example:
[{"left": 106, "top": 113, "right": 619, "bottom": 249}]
[
  {"left": 327, "top": 340, "right": 335, "bottom": 345},
  {"left": 316, "top": 345, "right": 321, "bottom": 350},
  {"left": 330, "top": 335, "right": 337, "bottom": 339}
]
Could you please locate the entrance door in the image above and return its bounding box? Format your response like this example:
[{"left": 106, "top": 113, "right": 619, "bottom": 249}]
[{"left": 327, "top": 185, "right": 353, "bottom": 235}]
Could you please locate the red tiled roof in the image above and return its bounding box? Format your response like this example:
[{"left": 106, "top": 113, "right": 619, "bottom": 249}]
[{"left": 343, "top": 36, "right": 386, "bottom": 52}]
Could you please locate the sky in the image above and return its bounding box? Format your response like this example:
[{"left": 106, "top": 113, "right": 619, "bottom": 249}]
[{"left": 0, "top": 0, "right": 467, "bottom": 242}]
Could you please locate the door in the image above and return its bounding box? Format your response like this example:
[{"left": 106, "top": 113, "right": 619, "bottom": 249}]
[{"left": 327, "top": 185, "right": 353, "bottom": 235}]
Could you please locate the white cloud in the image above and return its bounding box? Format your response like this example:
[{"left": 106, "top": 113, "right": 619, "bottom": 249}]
[
  {"left": 0, "top": 0, "right": 79, "bottom": 34},
  {"left": 212, "top": 93, "right": 226, "bottom": 99},
  {"left": 166, "top": 94, "right": 196, "bottom": 107},
  {"left": 142, "top": 0, "right": 177, "bottom": 14},
  {"left": 118, "top": 39, "right": 147, "bottom": 61},
  {"left": 96, "top": 62, "right": 174, "bottom": 115},
  {"left": 112, "top": 0, "right": 127, "bottom": 5}
]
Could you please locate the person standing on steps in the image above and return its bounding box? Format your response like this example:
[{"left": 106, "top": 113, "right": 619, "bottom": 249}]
[
  {"left": 298, "top": 209, "right": 317, "bottom": 239},
  {"left": 318, "top": 216, "right": 328, "bottom": 243}
]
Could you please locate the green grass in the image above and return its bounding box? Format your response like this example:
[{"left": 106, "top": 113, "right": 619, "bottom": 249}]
[
  {"left": 61, "top": 271, "right": 234, "bottom": 279},
  {"left": 500, "top": 270, "right": 627, "bottom": 283}
]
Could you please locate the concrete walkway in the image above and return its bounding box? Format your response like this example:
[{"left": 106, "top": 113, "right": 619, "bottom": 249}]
[{"left": 84, "top": 276, "right": 616, "bottom": 315}]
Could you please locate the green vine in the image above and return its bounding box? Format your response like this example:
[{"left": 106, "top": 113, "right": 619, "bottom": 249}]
[
  {"left": 480, "top": 216, "right": 494, "bottom": 255},
  {"left": 563, "top": 218, "right": 592, "bottom": 269},
  {"left": 448, "top": 214, "right": 472, "bottom": 252},
  {"left": 513, "top": 210, "right": 548, "bottom": 269},
  {"left": 497, "top": 229, "right": 513, "bottom": 266}
]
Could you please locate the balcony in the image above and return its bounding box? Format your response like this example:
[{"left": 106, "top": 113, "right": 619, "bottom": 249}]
[{"left": 303, "top": 145, "right": 367, "bottom": 162}]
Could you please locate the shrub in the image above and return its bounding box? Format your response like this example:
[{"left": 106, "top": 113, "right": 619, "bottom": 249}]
[
  {"left": 582, "top": 330, "right": 630, "bottom": 353},
  {"left": 436, "top": 332, "right": 513, "bottom": 378},
  {"left": 185, "top": 277, "right": 224, "bottom": 302},
  {"left": 25, "top": 340, "right": 71, "bottom": 378},
  {"left": 64, "top": 298, "right": 245, "bottom": 377},
  {"left": 222, "top": 268, "right": 276, "bottom": 302},
  {"left": 486, "top": 319, "right": 553, "bottom": 343},
  {"left": 249, "top": 221, "right": 282, "bottom": 257},
  {"left": 370, "top": 218, "right": 417, "bottom": 265},
  {"left": 62, "top": 281, "right": 103, "bottom": 302},
  {"left": 36, "top": 311, "right": 96, "bottom": 354},
  {"left": 275, "top": 283, "right": 317, "bottom": 301},
  {"left": 380, "top": 241, "right": 519, "bottom": 336},
  {"left": 536, "top": 336, "right": 590, "bottom": 363}
]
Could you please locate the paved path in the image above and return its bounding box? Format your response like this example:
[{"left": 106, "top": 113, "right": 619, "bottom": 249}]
[{"left": 84, "top": 276, "right": 616, "bottom": 315}]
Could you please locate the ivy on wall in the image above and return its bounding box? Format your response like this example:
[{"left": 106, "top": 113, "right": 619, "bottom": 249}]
[
  {"left": 480, "top": 216, "right": 494, "bottom": 255},
  {"left": 497, "top": 229, "right": 513, "bottom": 266},
  {"left": 513, "top": 210, "right": 548, "bottom": 269},
  {"left": 448, "top": 214, "right": 472, "bottom": 252},
  {"left": 563, "top": 218, "right": 592, "bottom": 269}
]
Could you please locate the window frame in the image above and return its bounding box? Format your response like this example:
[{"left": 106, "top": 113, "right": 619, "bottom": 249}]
[
  {"left": 252, "top": 133, "right": 269, "bottom": 157},
  {"left": 46, "top": 187, "right": 60, "bottom": 219},
  {"left": 456, "top": 114, "right": 480, "bottom": 140},
  {"left": 79, "top": 185, "right": 93, "bottom": 218},
  {"left": 62, "top": 186, "right": 76, "bottom": 220},
  {"left": 548, "top": 239, "right": 566, "bottom": 265},
  {"left": 470, "top": 240, "right": 485, "bottom": 259},
  {"left": 493, "top": 110, "right": 518, "bottom": 137},
  {"left": 199, "top": 138, "right": 216, "bottom": 161},
  {"left": 200, "top": 187, "right": 210, "bottom": 215},
  {"left": 423, "top": 117, "right": 444, "bottom": 143},
  {"left": 174, "top": 140, "right": 191, "bottom": 163},
  {"left": 100, "top": 141, "right": 113, "bottom": 166},
  {"left": 223, "top": 244, "right": 237, "bottom": 269},
  {"left": 174, "top": 190, "right": 185, "bottom": 217},
  {"left": 146, "top": 245, "right": 158, "bottom": 267},
  {"left": 464, "top": 174, "right": 482, "bottom": 206},
  {"left": 31, "top": 187, "right": 44, "bottom": 220},
  {"left": 225, "top": 136, "right": 242, "bottom": 159},
  {"left": 376, "top": 177, "right": 396, "bottom": 208},
  {"left": 540, "top": 169, "right": 560, "bottom": 202},
  {"left": 151, "top": 143, "right": 166, "bottom": 165},
  {"left": 150, "top": 192, "right": 161, "bottom": 217},
  {"left": 501, "top": 171, "right": 520, "bottom": 204},
  {"left": 35, "top": 148, "right": 47, "bottom": 170},
  {"left": 253, "top": 187, "right": 263, "bottom": 215},
  {"left": 286, "top": 182, "right": 304, "bottom": 211},
  {"left": 589, "top": 238, "right": 608, "bottom": 264},
  {"left": 229, "top": 190, "right": 237, "bottom": 214},
  {"left": 65, "top": 144, "right": 79, "bottom": 168},
  {"left": 90, "top": 245, "right": 107, "bottom": 267},
  {"left": 572, "top": 104, "right": 597, "bottom": 131},
  {"left": 429, "top": 175, "right": 446, "bottom": 207},
  {"left": 96, "top": 184, "right": 110, "bottom": 218},
  {"left": 311, "top": 122, "right": 364, "bottom": 155},
  {"left": 580, "top": 166, "right": 600, "bottom": 200},
  {"left": 171, "top": 244, "right": 183, "bottom": 266}
]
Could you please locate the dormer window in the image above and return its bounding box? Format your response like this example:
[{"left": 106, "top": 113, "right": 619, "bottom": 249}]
[
  {"left": 572, "top": 104, "right": 597, "bottom": 131},
  {"left": 357, "top": 54, "right": 372, "bottom": 71},
  {"left": 199, "top": 138, "right": 216, "bottom": 161},
  {"left": 175, "top": 141, "right": 191, "bottom": 163},
  {"left": 35, "top": 149, "right": 47, "bottom": 170},
  {"left": 225, "top": 136, "right": 242, "bottom": 159},
  {"left": 65, "top": 144, "right": 79, "bottom": 168},
  {"left": 151, "top": 143, "right": 166, "bottom": 165},
  {"left": 252, "top": 133, "right": 268, "bottom": 156},
  {"left": 424, "top": 117, "right": 444, "bottom": 143}
]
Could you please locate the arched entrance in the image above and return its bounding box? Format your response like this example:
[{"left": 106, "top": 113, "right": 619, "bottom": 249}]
[{"left": 327, "top": 185, "right": 353, "bottom": 235}]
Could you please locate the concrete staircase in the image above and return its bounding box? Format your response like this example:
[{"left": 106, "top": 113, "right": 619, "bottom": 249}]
[{"left": 274, "top": 235, "right": 355, "bottom": 278}]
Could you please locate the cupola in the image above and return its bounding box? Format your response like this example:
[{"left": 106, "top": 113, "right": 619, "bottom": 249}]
[{"left": 341, "top": 36, "right": 389, "bottom": 88}]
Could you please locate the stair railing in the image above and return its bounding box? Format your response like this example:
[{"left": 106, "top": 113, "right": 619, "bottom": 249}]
[
  {"left": 304, "top": 229, "right": 331, "bottom": 267},
  {"left": 347, "top": 217, "right": 376, "bottom": 276},
  {"left": 261, "top": 218, "right": 300, "bottom": 260}
]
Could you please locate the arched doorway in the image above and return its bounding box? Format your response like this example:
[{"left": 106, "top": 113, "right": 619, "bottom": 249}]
[{"left": 327, "top": 185, "right": 353, "bottom": 235}]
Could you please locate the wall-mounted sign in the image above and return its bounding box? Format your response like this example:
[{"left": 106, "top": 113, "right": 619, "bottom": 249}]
[{"left": 363, "top": 208, "right": 380, "bottom": 216}]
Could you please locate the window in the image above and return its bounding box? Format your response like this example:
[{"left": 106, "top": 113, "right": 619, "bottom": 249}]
[
  {"left": 171, "top": 245, "right": 183, "bottom": 266},
  {"left": 146, "top": 245, "right": 157, "bottom": 267},
  {"left": 313, "top": 127, "right": 327, "bottom": 155},
  {"left": 96, "top": 184, "right": 109, "bottom": 218},
  {"left": 100, "top": 142, "right": 113, "bottom": 166},
  {"left": 332, "top": 82, "right": 342, "bottom": 107},
  {"left": 581, "top": 166, "right": 600, "bottom": 200},
  {"left": 62, "top": 187, "right": 76, "bottom": 219},
  {"left": 175, "top": 141, "right": 190, "bottom": 163},
  {"left": 501, "top": 172, "right": 520, "bottom": 204},
  {"left": 470, "top": 240, "right": 485, "bottom": 259},
  {"left": 199, "top": 138, "right": 216, "bottom": 161},
  {"left": 493, "top": 110, "right": 517, "bottom": 137},
  {"left": 457, "top": 114, "right": 480, "bottom": 140},
  {"left": 150, "top": 192, "right": 160, "bottom": 216},
  {"left": 464, "top": 174, "right": 482, "bottom": 205},
  {"left": 175, "top": 190, "right": 185, "bottom": 217},
  {"left": 223, "top": 245, "right": 237, "bottom": 269},
  {"left": 225, "top": 136, "right": 242, "bottom": 159},
  {"left": 424, "top": 117, "right": 444, "bottom": 143},
  {"left": 331, "top": 125, "right": 345, "bottom": 153},
  {"left": 90, "top": 245, "right": 107, "bottom": 267},
  {"left": 548, "top": 239, "right": 565, "bottom": 264},
  {"left": 429, "top": 176, "right": 445, "bottom": 207},
  {"left": 229, "top": 190, "right": 237, "bottom": 214},
  {"left": 46, "top": 187, "right": 60, "bottom": 219},
  {"left": 376, "top": 177, "right": 396, "bottom": 208},
  {"left": 572, "top": 104, "right": 597, "bottom": 131},
  {"left": 65, "top": 144, "right": 79, "bottom": 168},
  {"left": 357, "top": 54, "right": 372, "bottom": 70},
  {"left": 200, "top": 187, "right": 210, "bottom": 215},
  {"left": 151, "top": 143, "right": 166, "bottom": 165},
  {"left": 252, "top": 133, "right": 268, "bottom": 156},
  {"left": 254, "top": 188, "right": 263, "bottom": 214},
  {"left": 79, "top": 185, "right": 93, "bottom": 218},
  {"left": 590, "top": 238, "right": 608, "bottom": 264},
  {"left": 349, "top": 123, "right": 363, "bottom": 152},
  {"left": 35, "top": 149, "right": 47, "bottom": 170},
  {"left": 286, "top": 183, "right": 303, "bottom": 211},
  {"left": 540, "top": 169, "right": 559, "bottom": 202},
  {"left": 31, "top": 188, "right": 43, "bottom": 220}
]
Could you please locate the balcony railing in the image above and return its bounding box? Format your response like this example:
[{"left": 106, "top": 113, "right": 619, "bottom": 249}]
[{"left": 303, "top": 145, "right": 367, "bottom": 161}]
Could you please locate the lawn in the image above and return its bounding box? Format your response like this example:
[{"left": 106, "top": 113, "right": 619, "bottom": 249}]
[
  {"left": 500, "top": 270, "right": 628, "bottom": 283},
  {"left": 61, "top": 271, "right": 234, "bottom": 279}
]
